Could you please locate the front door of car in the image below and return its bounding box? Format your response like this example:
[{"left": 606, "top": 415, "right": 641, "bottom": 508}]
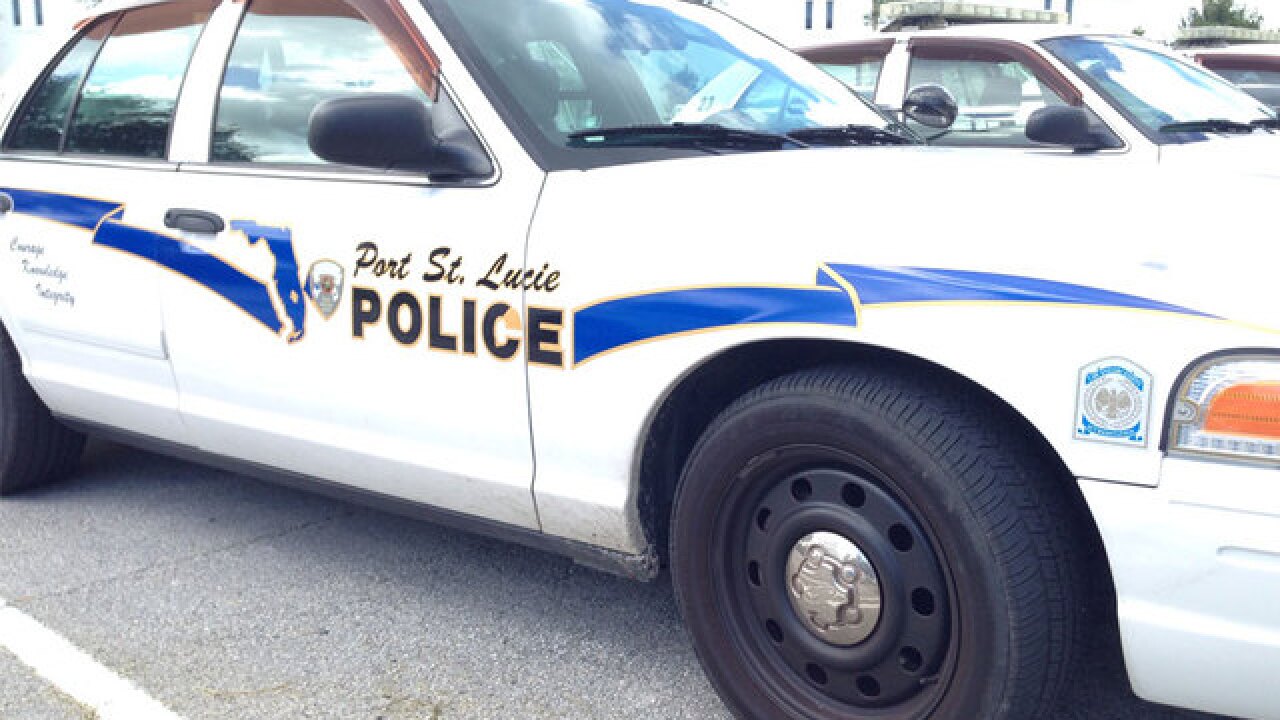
[
  {"left": 0, "top": 1, "right": 221, "bottom": 441},
  {"left": 148, "top": 0, "right": 546, "bottom": 526}
]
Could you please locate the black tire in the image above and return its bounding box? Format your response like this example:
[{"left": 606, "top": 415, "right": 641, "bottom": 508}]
[
  {"left": 671, "top": 365, "right": 1079, "bottom": 720},
  {"left": 0, "top": 324, "right": 86, "bottom": 495}
]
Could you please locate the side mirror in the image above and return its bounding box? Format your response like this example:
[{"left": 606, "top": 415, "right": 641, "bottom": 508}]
[
  {"left": 1026, "top": 105, "right": 1122, "bottom": 152},
  {"left": 903, "top": 84, "right": 959, "bottom": 129},
  {"left": 308, "top": 93, "right": 487, "bottom": 178}
]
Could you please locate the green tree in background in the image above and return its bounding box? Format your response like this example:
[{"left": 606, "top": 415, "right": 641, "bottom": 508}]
[{"left": 1181, "top": 0, "right": 1264, "bottom": 29}]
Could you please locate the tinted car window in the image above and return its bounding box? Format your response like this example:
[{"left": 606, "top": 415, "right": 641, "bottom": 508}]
[
  {"left": 5, "top": 18, "right": 113, "bottom": 152},
  {"left": 65, "top": 1, "right": 215, "bottom": 158},
  {"left": 212, "top": 0, "right": 433, "bottom": 164}
]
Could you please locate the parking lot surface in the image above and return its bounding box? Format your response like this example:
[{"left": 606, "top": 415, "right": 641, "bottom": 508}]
[{"left": 0, "top": 441, "right": 1231, "bottom": 720}]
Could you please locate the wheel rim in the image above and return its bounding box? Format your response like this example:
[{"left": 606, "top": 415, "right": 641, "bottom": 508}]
[
  {"left": 713, "top": 446, "right": 954, "bottom": 715},
  {"left": 784, "top": 531, "right": 882, "bottom": 647}
]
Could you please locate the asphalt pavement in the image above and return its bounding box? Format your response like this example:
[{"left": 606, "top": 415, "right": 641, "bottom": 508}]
[{"left": 0, "top": 440, "right": 1235, "bottom": 720}]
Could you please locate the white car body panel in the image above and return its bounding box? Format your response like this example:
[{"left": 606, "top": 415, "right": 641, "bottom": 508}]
[
  {"left": 2, "top": 4, "right": 1280, "bottom": 719},
  {"left": 528, "top": 147, "right": 1280, "bottom": 554},
  {"left": 1082, "top": 459, "right": 1280, "bottom": 720}
]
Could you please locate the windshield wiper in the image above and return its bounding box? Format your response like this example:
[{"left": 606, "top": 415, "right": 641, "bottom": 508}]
[
  {"left": 567, "top": 123, "right": 805, "bottom": 152},
  {"left": 786, "top": 124, "right": 918, "bottom": 146},
  {"left": 1158, "top": 118, "right": 1256, "bottom": 134},
  {"left": 1252, "top": 117, "right": 1280, "bottom": 129}
]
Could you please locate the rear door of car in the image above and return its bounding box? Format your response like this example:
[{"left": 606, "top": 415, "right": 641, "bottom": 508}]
[
  {"left": 136, "top": 0, "right": 546, "bottom": 525},
  {"left": 0, "top": 2, "right": 218, "bottom": 441}
]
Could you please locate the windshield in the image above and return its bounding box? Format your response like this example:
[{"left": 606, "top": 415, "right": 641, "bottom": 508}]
[
  {"left": 1042, "top": 35, "right": 1276, "bottom": 144},
  {"left": 423, "top": 0, "right": 902, "bottom": 167}
]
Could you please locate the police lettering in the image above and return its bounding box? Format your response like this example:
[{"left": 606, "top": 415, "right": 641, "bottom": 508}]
[{"left": 351, "top": 286, "right": 563, "bottom": 367}]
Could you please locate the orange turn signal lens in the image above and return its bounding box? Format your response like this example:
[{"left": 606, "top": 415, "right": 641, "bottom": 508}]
[{"left": 1203, "top": 381, "right": 1280, "bottom": 440}]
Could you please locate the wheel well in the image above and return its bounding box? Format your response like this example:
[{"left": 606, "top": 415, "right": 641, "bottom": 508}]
[{"left": 637, "top": 339, "right": 1114, "bottom": 611}]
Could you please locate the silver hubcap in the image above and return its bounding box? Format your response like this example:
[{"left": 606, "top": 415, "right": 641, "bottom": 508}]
[{"left": 785, "top": 531, "right": 882, "bottom": 646}]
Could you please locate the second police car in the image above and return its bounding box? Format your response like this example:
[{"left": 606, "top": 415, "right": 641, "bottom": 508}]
[
  {"left": 1, "top": 1, "right": 1278, "bottom": 719},
  {"left": 799, "top": 22, "right": 1280, "bottom": 169}
]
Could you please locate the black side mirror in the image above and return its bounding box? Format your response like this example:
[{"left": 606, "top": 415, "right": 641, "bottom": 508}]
[
  {"left": 308, "top": 93, "right": 487, "bottom": 178},
  {"left": 1026, "top": 105, "right": 1122, "bottom": 152},
  {"left": 903, "top": 84, "right": 959, "bottom": 129}
]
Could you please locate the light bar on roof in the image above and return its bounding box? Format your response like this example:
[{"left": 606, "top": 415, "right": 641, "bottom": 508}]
[
  {"left": 881, "top": 1, "right": 1067, "bottom": 24},
  {"left": 1177, "top": 25, "right": 1280, "bottom": 44}
]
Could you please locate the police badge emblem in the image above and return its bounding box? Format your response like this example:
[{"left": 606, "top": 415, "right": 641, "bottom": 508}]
[
  {"left": 1074, "top": 357, "right": 1152, "bottom": 447},
  {"left": 307, "top": 260, "right": 344, "bottom": 320}
]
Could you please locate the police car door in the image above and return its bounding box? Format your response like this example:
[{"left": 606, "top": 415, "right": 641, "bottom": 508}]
[
  {"left": 154, "top": 0, "right": 543, "bottom": 527},
  {"left": 0, "top": 3, "right": 219, "bottom": 441}
]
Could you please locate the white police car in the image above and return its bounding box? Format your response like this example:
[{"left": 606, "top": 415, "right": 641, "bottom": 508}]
[
  {"left": 1, "top": 2, "right": 1278, "bottom": 719},
  {"left": 800, "top": 24, "right": 1280, "bottom": 168}
]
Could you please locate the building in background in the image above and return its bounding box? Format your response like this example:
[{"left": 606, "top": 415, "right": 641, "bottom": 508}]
[
  {"left": 711, "top": 0, "right": 878, "bottom": 47},
  {"left": 1, "top": 0, "right": 51, "bottom": 82}
]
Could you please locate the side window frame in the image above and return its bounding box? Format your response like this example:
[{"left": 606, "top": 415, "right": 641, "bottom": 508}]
[
  {"left": 801, "top": 39, "right": 892, "bottom": 104},
  {"left": 200, "top": 0, "right": 488, "bottom": 177},
  {"left": 68, "top": 1, "right": 217, "bottom": 160},
  {"left": 1, "top": 13, "right": 120, "bottom": 155},
  {"left": 3, "top": 2, "right": 217, "bottom": 161}
]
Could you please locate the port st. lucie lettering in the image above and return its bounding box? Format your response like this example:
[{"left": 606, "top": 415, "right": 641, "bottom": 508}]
[{"left": 351, "top": 242, "right": 564, "bottom": 368}]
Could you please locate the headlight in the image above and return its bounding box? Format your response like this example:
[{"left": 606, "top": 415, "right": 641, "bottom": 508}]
[{"left": 1167, "top": 353, "right": 1280, "bottom": 465}]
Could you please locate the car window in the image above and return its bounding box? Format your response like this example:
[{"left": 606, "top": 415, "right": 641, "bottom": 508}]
[
  {"left": 1205, "top": 64, "right": 1280, "bottom": 105},
  {"left": 1207, "top": 65, "right": 1280, "bottom": 85},
  {"left": 4, "top": 19, "right": 113, "bottom": 152},
  {"left": 6, "top": 2, "right": 213, "bottom": 158},
  {"left": 905, "top": 54, "right": 1067, "bottom": 147},
  {"left": 797, "top": 41, "right": 892, "bottom": 103},
  {"left": 1042, "top": 35, "right": 1275, "bottom": 144},
  {"left": 622, "top": 43, "right": 738, "bottom": 124},
  {"left": 211, "top": 0, "right": 435, "bottom": 164},
  {"left": 816, "top": 59, "right": 884, "bottom": 101},
  {"left": 525, "top": 39, "right": 599, "bottom": 133},
  {"left": 426, "top": 0, "right": 896, "bottom": 169},
  {"left": 66, "top": 1, "right": 215, "bottom": 158}
]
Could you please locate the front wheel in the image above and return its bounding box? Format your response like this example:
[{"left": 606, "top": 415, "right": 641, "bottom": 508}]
[{"left": 671, "top": 366, "right": 1079, "bottom": 719}]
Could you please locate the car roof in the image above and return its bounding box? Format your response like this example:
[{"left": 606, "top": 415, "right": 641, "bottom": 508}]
[{"left": 797, "top": 22, "right": 1131, "bottom": 53}]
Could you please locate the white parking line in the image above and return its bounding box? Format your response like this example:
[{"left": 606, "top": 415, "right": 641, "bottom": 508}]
[{"left": 0, "top": 597, "right": 185, "bottom": 720}]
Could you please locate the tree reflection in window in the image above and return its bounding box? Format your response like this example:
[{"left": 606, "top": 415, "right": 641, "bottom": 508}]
[
  {"left": 212, "top": 0, "right": 431, "bottom": 165},
  {"left": 5, "top": 19, "right": 111, "bottom": 152},
  {"left": 64, "top": 1, "right": 215, "bottom": 158}
]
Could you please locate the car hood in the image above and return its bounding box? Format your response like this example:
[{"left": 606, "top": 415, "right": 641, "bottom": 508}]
[
  {"left": 544, "top": 145, "right": 1280, "bottom": 331},
  {"left": 1158, "top": 131, "right": 1280, "bottom": 177}
]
